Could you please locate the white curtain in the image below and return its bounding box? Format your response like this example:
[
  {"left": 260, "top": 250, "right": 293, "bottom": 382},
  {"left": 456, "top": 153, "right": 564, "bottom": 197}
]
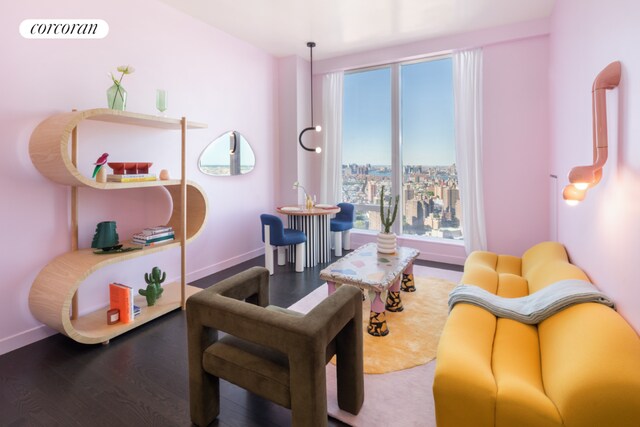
[
  {"left": 453, "top": 49, "right": 487, "bottom": 254},
  {"left": 320, "top": 71, "right": 344, "bottom": 205}
]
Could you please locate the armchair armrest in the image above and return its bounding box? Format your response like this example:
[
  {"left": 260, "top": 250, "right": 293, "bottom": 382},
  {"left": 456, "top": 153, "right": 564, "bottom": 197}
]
[{"left": 199, "top": 266, "right": 269, "bottom": 306}]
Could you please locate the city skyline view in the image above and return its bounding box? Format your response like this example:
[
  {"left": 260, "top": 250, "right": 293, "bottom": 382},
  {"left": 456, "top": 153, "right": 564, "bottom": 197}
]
[{"left": 341, "top": 56, "right": 463, "bottom": 241}]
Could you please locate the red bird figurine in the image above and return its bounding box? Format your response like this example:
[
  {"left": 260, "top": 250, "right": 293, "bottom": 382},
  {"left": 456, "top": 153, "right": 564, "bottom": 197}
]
[{"left": 92, "top": 153, "right": 109, "bottom": 178}]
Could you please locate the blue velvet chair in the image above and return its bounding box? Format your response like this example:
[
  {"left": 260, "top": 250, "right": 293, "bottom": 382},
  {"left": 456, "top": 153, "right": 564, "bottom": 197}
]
[
  {"left": 260, "top": 214, "right": 306, "bottom": 274},
  {"left": 330, "top": 203, "right": 355, "bottom": 256}
]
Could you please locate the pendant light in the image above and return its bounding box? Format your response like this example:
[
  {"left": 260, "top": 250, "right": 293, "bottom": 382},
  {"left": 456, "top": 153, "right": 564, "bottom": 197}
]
[{"left": 298, "top": 41, "right": 322, "bottom": 154}]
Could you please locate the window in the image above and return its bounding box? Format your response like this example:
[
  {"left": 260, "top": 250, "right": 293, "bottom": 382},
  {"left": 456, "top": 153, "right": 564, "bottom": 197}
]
[{"left": 342, "top": 56, "right": 462, "bottom": 241}]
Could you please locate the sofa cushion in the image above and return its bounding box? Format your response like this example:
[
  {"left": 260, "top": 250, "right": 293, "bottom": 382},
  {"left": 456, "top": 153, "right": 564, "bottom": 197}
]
[
  {"left": 539, "top": 303, "right": 640, "bottom": 427},
  {"left": 493, "top": 318, "right": 562, "bottom": 427},
  {"left": 434, "top": 302, "right": 498, "bottom": 427},
  {"left": 522, "top": 241, "right": 589, "bottom": 293}
]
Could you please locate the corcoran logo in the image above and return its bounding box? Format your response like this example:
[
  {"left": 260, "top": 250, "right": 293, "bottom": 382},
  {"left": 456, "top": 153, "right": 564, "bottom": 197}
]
[{"left": 19, "top": 19, "right": 109, "bottom": 39}]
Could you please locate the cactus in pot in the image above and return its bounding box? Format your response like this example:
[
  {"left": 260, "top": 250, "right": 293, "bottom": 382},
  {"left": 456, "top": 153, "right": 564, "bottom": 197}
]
[
  {"left": 380, "top": 186, "right": 399, "bottom": 233},
  {"left": 378, "top": 186, "right": 399, "bottom": 253},
  {"left": 139, "top": 267, "right": 166, "bottom": 306}
]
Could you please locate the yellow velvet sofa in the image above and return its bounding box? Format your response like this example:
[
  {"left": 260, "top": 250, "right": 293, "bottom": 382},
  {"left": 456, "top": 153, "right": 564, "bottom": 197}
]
[{"left": 433, "top": 241, "right": 640, "bottom": 427}]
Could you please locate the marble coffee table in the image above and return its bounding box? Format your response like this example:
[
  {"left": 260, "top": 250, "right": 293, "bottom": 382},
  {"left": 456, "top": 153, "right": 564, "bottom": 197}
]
[{"left": 319, "top": 243, "right": 420, "bottom": 336}]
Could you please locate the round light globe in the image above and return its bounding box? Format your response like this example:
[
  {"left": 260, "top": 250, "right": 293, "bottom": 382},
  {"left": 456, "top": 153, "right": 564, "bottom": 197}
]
[{"left": 573, "top": 182, "right": 589, "bottom": 190}]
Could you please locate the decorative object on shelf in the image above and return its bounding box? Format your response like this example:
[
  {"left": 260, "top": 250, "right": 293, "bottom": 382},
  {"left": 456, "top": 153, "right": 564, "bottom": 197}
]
[
  {"left": 198, "top": 130, "right": 256, "bottom": 176},
  {"left": 107, "top": 162, "right": 152, "bottom": 175},
  {"left": 107, "top": 65, "right": 135, "bottom": 110},
  {"left": 91, "top": 221, "right": 121, "bottom": 252},
  {"left": 109, "top": 282, "right": 134, "bottom": 323},
  {"left": 107, "top": 308, "right": 120, "bottom": 325},
  {"left": 106, "top": 161, "right": 157, "bottom": 182},
  {"left": 92, "top": 152, "right": 109, "bottom": 178},
  {"left": 562, "top": 61, "right": 621, "bottom": 206},
  {"left": 293, "top": 181, "right": 314, "bottom": 209},
  {"left": 156, "top": 89, "right": 168, "bottom": 116},
  {"left": 298, "top": 42, "right": 322, "bottom": 154},
  {"left": 96, "top": 167, "right": 107, "bottom": 183},
  {"left": 91, "top": 221, "right": 141, "bottom": 254},
  {"left": 139, "top": 266, "right": 166, "bottom": 306},
  {"left": 159, "top": 169, "right": 170, "bottom": 180},
  {"left": 377, "top": 186, "right": 398, "bottom": 254}
]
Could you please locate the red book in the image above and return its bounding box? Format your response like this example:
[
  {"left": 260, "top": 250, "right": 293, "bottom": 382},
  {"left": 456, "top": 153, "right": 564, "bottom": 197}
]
[{"left": 109, "top": 283, "right": 133, "bottom": 323}]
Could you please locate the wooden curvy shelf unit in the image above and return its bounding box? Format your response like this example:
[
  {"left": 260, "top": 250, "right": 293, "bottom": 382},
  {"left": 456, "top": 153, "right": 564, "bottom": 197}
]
[{"left": 28, "top": 108, "right": 208, "bottom": 345}]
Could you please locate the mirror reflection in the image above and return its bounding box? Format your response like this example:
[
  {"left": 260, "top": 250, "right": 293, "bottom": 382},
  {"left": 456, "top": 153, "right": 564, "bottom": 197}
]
[{"left": 198, "top": 131, "right": 256, "bottom": 176}]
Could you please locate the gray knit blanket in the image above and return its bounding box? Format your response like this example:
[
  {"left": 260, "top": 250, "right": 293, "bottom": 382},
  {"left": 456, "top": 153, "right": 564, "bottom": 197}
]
[{"left": 448, "top": 279, "right": 615, "bottom": 324}]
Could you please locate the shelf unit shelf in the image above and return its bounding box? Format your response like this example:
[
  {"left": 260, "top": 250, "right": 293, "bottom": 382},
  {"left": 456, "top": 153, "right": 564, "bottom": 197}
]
[
  {"left": 71, "top": 282, "right": 202, "bottom": 343},
  {"left": 85, "top": 108, "right": 207, "bottom": 130},
  {"left": 28, "top": 108, "right": 208, "bottom": 345},
  {"left": 94, "top": 179, "right": 182, "bottom": 189}
]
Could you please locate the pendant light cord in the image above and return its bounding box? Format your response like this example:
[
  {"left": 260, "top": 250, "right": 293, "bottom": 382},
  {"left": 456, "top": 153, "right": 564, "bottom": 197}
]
[{"left": 308, "top": 42, "right": 315, "bottom": 125}]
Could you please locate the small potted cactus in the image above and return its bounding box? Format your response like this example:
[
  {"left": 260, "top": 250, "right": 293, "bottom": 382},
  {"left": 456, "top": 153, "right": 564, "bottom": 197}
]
[
  {"left": 377, "top": 186, "right": 399, "bottom": 254},
  {"left": 139, "top": 266, "right": 166, "bottom": 306}
]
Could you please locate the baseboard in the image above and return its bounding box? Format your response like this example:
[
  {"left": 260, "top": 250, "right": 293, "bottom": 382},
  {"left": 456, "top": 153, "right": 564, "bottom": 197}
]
[
  {"left": 186, "top": 247, "right": 264, "bottom": 283},
  {"left": 0, "top": 324, "right": 57, "bottom": 356}
]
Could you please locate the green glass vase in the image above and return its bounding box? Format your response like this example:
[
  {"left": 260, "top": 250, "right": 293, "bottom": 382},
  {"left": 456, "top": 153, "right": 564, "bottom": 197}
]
[{"left": 107, "top": 83, "right": 127, "bottom": 110}]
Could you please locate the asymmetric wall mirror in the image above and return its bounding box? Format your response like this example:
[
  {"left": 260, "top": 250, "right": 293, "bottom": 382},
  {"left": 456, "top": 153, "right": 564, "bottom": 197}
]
[{"left": 198, "top": 131, "right": 256, "bottom": 176}]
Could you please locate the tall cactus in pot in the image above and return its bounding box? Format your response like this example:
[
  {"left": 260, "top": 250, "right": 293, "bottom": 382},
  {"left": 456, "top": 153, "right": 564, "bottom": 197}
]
[
  {"left": 380, "top": 186, "right": 399, "bottom": 233},
  {"left": 378, "top": 186, "right": 399, "bottom": 254}
]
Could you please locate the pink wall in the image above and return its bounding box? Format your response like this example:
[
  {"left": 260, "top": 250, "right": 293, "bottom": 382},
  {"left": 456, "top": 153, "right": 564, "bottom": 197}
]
[
  {"left": 550, "top": 0, "right": 640, "bottom": 332},
  {"left": 483, "top": 36, "right": 550, "bottom": 256},
  {"left": 0, "top": 0, "right": 278, "bottom": 354},
  {"left": 276, "top": 56, "right": 301, "bottom": 206},
  {"left": 314, "top": 25, "right": 551, "bottom": 263}
]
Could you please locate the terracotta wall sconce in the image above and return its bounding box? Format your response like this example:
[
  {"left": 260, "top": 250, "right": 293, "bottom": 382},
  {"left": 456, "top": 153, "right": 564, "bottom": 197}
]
[{"left": 563, "top": 61, "right": 621, "bottom": 205}]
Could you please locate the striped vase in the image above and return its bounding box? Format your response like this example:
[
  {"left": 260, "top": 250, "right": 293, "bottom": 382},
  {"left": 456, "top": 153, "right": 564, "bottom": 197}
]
[{"left": 377, "top": 232, "right": 397, "bottom": 254}]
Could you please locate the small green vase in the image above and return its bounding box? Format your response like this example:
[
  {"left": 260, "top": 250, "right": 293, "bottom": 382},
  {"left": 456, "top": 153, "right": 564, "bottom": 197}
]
[{"left": 107, "top": 83, "right": 127, "bottom": 110}]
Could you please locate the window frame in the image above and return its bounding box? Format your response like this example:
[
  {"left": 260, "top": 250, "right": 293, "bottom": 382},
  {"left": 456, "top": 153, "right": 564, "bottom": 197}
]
[{"left": 342, "top": 53, "right": 459, "bottom": 241}]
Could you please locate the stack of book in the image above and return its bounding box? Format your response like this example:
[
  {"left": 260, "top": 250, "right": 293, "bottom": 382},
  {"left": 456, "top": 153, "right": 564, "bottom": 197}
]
[
  {"left": 108, "top": 282, "right": 142, "bottom": 324},
  {"left": 107, "top": 173, "right": 157, "bottom": 183},
  {"left": 109, "top": 282, "right": 134, "bottom": 323},
  {"left": 132, "top": 225, "right": 175, "bottom": 246}
]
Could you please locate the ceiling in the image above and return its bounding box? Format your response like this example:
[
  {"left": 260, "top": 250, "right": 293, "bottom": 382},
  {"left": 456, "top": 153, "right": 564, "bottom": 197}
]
[{"left": 158, "top": 0, "right": 556, "bottom": 60}]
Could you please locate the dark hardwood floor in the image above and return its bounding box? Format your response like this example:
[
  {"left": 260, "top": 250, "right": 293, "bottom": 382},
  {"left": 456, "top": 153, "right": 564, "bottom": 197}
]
[{"left": 0, "top": 252, "right": 461, "bottom": 426}]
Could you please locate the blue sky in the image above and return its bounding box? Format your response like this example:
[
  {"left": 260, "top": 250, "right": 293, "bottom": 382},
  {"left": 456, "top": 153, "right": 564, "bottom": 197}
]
[{"left": 342, "top": 57, "right": 454, "bottom": 166}]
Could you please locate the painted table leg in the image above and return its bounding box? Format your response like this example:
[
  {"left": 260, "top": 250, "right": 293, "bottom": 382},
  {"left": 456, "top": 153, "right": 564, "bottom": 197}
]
[
  {"left": 401, "top": 261, "right": 416, "bottom": 292},
  {"left": 368, "top": 291, "right": 389, "bottom": 337},
  {"left": 385, "top": 277, "right": 404, "bottom": 312},
  {"left": 327, "top": 281, "right": 338, "bottom": 296}
]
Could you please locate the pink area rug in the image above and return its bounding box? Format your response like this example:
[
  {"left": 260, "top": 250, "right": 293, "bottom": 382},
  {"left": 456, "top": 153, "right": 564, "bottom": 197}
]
[
  {"left": 288, "top": 264, "right": 462, "bottom": 427},
  {"left": 326, "top": 359, "right": 437, "bottom": 426}
]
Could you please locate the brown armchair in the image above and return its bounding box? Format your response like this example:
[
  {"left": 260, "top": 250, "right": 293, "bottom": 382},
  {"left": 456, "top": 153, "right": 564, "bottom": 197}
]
[{"left": 186, "top": 266, "right": 364, "bottom": 427}]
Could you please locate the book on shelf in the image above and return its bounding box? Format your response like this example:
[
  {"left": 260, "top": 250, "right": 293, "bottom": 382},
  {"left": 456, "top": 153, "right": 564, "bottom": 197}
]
[
  {"left": 109, "top": 283, "right": 134, "bottom": 323},
  {"left": 132, "top": 235, "right": 175, "bottom": 246},
  {"left": 132, "top": 230, "right": 174, "bottom": 240},
  {"left": 141, "top": 226, "right": 174, "bottom": 236},
  {"left": 107, "top": 174, "right": 157, "bottom": 182},
  {"left": 133, "top": 305, "right": 141, "bottom": 317}
]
